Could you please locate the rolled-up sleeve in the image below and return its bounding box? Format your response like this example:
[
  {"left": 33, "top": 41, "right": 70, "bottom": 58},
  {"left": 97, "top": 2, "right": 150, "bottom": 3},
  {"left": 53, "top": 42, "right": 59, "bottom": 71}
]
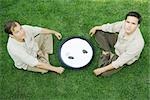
[
  {"left": 31, "top": 26, "right": 42, "bottom": 36},
  {"left": 22, "top": 25, "right": 42, "bottom": 37},
  {"left": 112, "top": 41, "right": 144, "bottom": 68},
  {"left": 101, "top": 20, "right": 124, "bottom": 33}
]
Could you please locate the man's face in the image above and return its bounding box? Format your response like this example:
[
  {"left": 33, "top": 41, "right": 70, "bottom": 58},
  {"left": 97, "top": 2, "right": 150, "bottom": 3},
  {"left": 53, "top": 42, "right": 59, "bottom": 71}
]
[
  {"left": 11, "top": 22, "right": 25, "bottom": 41},
  {"left": 124, "top": 16, "right": 139, "bottom": 35}
]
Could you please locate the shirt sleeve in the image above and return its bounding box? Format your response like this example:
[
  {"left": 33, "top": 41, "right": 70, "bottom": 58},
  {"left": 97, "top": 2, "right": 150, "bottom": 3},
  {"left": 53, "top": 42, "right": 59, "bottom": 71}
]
[
  {"left": 10, "top": 46, "right": 39, "bottom": 67},
  {"left": 111, "top": 41, "right": 144, "bottom": 68},
  {"left": 101, "top": 20, "right": 124, "bottom": 33},
  {"left": 22, "top": 25, "right": 42, "bottom": 37}
]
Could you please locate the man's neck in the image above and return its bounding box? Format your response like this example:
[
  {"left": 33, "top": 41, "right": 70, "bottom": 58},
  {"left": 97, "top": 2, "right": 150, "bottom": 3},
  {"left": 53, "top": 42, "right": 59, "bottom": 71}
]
[
  {"left": 124, "top": 32, "right": 133, "bottom": 39},
  {"left": 15, "top": 38, "right": 25, "bottom": 42}
]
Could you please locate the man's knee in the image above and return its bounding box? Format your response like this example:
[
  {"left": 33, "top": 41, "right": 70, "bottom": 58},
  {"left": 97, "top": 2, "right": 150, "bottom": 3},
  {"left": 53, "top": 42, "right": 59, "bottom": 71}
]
[
  {"left": 95, "top": 30, "right": 105, "bottom": 36},
  {"left": 40, "top": 34, "right": 53, "bottom": 54},
  {"left": 95, "top": 30, "right": 107, "bottom": 40}
]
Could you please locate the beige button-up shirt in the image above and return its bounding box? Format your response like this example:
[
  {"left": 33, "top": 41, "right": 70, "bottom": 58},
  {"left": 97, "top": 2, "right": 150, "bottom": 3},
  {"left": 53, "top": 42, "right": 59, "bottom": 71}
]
[
  {"left": 101, "top": 20, "right": 144, "bottom": 68},
  {"left": 7, "top": 25, "right": 42, "bottom": 70}
]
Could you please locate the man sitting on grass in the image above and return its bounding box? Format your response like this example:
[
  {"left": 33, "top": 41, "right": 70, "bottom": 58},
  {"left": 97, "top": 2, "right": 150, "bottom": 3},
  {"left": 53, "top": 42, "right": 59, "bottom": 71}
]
[
  {"left": 4, "top": 21, "right": 64, "bottom": 74},
  {"left": 89, "top": 11, "right": 144, "bottom": 76}
]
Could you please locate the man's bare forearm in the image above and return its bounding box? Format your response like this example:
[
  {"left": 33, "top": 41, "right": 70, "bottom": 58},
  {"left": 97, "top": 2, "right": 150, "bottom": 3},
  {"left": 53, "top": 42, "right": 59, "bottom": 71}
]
[
  {"left": 93, "top": 64, "right": 115, "bottom": 76},
  {"left": 41, "top": 28, "right": 58, "bottom": 35}
]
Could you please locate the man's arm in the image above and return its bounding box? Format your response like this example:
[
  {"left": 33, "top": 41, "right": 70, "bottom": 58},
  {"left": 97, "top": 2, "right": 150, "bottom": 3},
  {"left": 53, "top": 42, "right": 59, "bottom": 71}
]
[
  {"left": 93, "top": 40, "right": 144, "bottom": 76},
  {"left": 89, "top": 26, "right": 102, "bottom": 36},
  {"left": 41, "top": 28, "right": 62, "bottom": 40},
  {"left": 89, "top": 20, "right": 124, "bottom": 37},
  {"left": 93, "top": 64, "right": 114, "bottom": 76},
  {"left": 10, "top": 45, "right": 64, "bottom": 74},
  {"left": 112, "top": 40, "right": 144, "bottom": 69},
  {"left": 22, "top": 25, "right": 62, "bottom": 40},
  {"left": 93, "top": 46, "right": 140, "bottom": 76}
]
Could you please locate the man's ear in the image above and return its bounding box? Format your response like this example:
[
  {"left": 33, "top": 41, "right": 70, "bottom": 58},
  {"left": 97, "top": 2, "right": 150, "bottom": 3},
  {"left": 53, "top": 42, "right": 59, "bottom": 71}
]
[
  {"left": 9, "top": 34, "right": 14, "bottom": 38},
  {"left": 138, "top": 24, "right": 140, "bottom": 27}
]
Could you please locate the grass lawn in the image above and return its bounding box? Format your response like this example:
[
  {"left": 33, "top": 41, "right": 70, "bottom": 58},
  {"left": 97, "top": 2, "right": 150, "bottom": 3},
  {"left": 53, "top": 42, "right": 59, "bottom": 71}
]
[{"left": 0, "top": 0, "right": 149, "bottom": 100}]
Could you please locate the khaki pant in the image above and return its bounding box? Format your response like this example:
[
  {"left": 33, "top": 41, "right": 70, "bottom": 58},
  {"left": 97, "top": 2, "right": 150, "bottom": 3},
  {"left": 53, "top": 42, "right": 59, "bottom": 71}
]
[
  {"left": 27, "top": 34, "right": 53, "bottom": 74},
  {"left": 35, "top": 34, "right": 53, "bottom": 54}
]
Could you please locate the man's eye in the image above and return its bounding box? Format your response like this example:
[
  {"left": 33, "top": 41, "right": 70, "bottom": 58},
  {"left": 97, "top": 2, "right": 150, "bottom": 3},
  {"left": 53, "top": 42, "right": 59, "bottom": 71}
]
[{"left": 132, "top": 23, "right": 136, "bottom": 25}]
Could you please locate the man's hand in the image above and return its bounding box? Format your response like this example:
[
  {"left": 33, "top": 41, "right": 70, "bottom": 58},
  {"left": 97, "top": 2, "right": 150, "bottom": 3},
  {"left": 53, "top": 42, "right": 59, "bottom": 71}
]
[
  {"left": 89, "top": 26, "right": 102, "bottom": 37},
  {"left": 93, "top": 68, "right": 105, "bottom": 76},
  {"left": 54, "top": 32, "right": 62, "bottom": 40}
]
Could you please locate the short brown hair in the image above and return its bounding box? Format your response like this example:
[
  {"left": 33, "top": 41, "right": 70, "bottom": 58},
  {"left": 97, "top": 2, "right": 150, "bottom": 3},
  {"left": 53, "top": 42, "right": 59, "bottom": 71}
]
[
  {"left": 125, "top": 11, "right": 142, "bottom": 24},
  {"left": 4, "top": 21, "right": 20, "bottom": 35}
]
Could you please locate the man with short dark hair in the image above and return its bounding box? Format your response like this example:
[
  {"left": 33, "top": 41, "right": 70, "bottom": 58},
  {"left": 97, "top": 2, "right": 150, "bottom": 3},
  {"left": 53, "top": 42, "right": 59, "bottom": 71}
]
[
  {"left": 89, "top": 11, "right": 144, "bottom": 76},
  {"left": 4, "top": 21, "right": 64, "bottom": 74}
]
